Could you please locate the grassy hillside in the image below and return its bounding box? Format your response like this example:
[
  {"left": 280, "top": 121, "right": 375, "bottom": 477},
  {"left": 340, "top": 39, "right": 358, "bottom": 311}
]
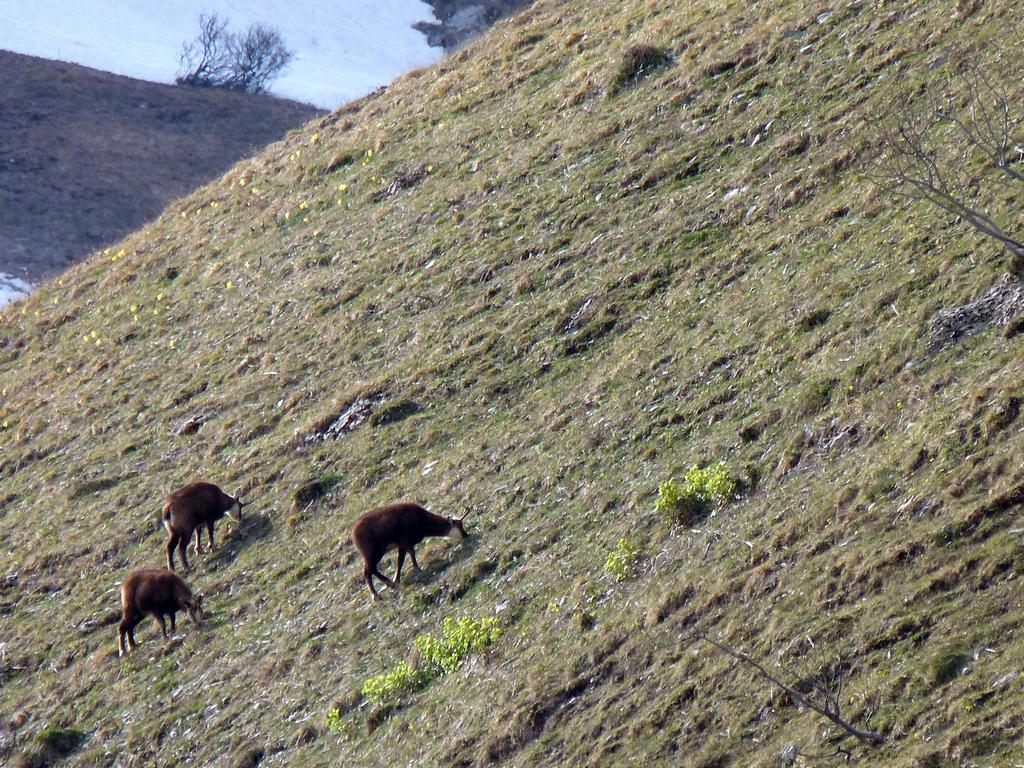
[
  {"left": 3, "top": 0, "right": 1024, "bottom": 766},
  {"left": 0, "top": 50, "right": 320, "bottom": 281}
]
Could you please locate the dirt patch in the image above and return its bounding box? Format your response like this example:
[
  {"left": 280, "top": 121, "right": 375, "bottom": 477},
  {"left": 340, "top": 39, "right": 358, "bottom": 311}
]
[{"left": 0, "top": 50, "right": 320, "bottom": 282}]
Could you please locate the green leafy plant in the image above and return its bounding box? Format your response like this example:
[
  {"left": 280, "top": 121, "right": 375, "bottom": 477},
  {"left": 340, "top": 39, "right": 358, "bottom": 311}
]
[
  {"left": 604, "top": 538, "right": 640, "bottom": 582},
  {"left": 359, "top": 616, "right": 502, "bottom": 708},
  {"left": 656, "top": 462, "right": 737, "bottom": 524},
  {"left": 415, "top": 616, "right": 502, "bottom": 676},
  {"left": 361, "top": 660, "right": 424, "bottom": 707},
  {"left": 324, "top": 706, "right": 343, "bottom": 732}
]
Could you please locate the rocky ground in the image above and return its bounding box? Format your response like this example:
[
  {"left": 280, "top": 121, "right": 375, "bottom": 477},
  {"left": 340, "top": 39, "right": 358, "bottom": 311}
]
[{"left": 417, "top": 0, "right": 534, "bottom": 50}]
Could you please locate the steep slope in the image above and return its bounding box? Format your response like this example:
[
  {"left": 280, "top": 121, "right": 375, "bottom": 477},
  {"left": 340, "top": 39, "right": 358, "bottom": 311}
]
[
  {"left": 2, "top": 1, "right": 1024, "bottom": 766},
  {"left": 0, "top": 50, "right": 320, "bottom": 281}
]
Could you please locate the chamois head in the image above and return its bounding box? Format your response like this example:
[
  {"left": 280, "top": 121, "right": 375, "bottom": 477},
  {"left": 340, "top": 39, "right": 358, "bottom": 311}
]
[
  {"left": 448, "top": 508, "right": 473, "bottom": 540},
  {"left": 225, "top": 489, "right": 245, "bottom": 524},
  {"left": 186, "top": 593, "right": 205, "bottom": 626}
]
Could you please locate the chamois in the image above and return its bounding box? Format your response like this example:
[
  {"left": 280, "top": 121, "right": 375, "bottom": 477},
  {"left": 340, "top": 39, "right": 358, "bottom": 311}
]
[
  {"left": 163, "top": 481, "right": 244, "bottom": 571},
  {"left": 118, "top": 568, "right": 203, "bottom": 656},
  {"left": 351, "top": 502, "right": 470, "bottom": 601}
]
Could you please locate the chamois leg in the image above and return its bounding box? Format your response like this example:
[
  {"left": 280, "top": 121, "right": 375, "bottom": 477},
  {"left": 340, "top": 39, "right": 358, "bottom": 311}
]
[
  {"left": 394, "top": 548, "right": 407, "bottom": 586},
  {"left": 177, "top": 536, "right": 191, "bottom": 571},
  {"left": 364, "top": 564, "right": 383, "bottom": 601},
  {"left": 192, "top": 527, "right": 203, "bottom": 556},
  {"left": 169, "top": 611, "right": 177, "bottom": 635},
  {"left": 155, "top": 614, "right": 168, "bottom": 639},
  {"left": 118, "top": 616, "right": 135, "bottom": 656},
  {"left": 207, "top": 522, "right": 216, "bottom": 551},
  {"left": 166, "top": 534, "right": 179, "bottom": 571},
  {"left": 124, "top": 616, "right": 141, "bottom": 653},
  {"left": 408, "top": 546, "right": 422, "bottom": 572},
  {"left": 372, "top": 567, "right": 397, "bottom": 596}
]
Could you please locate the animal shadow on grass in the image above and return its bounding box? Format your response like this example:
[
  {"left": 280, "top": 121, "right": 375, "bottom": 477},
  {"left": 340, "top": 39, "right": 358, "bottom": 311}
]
[
  {"left": 401, "top": 535, "right": 482, "bottom": 589},
  {"left": 208, "top": 511, "right": 273, "bottom": 568}
]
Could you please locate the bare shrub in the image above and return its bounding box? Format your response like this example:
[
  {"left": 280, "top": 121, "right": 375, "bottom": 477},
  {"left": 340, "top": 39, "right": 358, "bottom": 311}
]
[
  {"left": 222, "top": 24, "right": 294, "bottom": 94},
  {"left": 176, "top": 13, "right": 231, "bottom": 88},
  {"left": 177, "top": 14, "right": 294, "bottom": 95}
]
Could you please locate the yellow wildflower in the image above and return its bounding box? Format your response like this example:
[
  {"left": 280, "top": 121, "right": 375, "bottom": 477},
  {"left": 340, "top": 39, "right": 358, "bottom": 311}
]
[{"left": 311, "top": 133, "right": 320, "bottom": 144}]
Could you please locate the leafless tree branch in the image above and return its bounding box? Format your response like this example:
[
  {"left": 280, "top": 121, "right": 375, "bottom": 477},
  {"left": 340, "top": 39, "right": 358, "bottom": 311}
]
[
  {"left": 692, "top": 633, "right": 884, "bottom": 746},
  {"left": 176, "top": 13, "right": 231, "bottom": 88},
  {"left": 865, "top": 61, "right": 1024, "bottom": 267}
]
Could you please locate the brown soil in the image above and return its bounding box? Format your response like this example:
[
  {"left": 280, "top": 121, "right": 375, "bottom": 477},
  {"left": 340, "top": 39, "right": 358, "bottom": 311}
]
[{"left": 0, "top": 49, "right": 322, "bottom": 281}]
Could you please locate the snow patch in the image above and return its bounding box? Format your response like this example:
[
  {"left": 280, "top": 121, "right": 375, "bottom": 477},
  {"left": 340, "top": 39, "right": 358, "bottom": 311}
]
[
  {"left": 0, "top": 1, "right": 444, "bottom": 108},
  {"left": 0, "top": 273, "right": 32, "bottom": 308}
]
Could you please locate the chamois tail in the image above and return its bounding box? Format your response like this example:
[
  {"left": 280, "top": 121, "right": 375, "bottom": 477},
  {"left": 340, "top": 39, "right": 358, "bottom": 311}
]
[{"left": 162, "top": 501, "right": 173, "bottom": 534}]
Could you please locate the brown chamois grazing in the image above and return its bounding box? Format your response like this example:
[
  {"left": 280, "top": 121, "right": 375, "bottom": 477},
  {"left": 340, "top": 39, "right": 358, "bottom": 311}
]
[
  {"left": 351, "top": 502, "right": 470, "bottom": 601},
  {"left": 163, "top": 481, "right": 244, "bottom": 571},
  {"left": 118, "top": 568, "right": 203, "bottom": 656}
]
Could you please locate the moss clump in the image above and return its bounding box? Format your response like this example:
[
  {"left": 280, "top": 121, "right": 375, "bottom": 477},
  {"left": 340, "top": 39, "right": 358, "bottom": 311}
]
[
  {"left": 292, "top": 473, "right": 341, "bottom": 510},
  {"left": 14, "top": 727, "right": 85, "bottom": 768},
  {"left": 931, "top": 650, "right": 972, "bottom": 686},
  {"left": 609, "top": 44, "right": 671, "bottom": 94}
]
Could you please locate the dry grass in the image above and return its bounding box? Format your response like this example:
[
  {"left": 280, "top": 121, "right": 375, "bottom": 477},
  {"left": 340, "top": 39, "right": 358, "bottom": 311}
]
[{"left": 2, "top": 0, "right": 1024, "bottom": 766}]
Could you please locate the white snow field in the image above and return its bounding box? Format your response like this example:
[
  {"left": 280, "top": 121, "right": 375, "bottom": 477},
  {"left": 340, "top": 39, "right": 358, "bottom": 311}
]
[
  {"left": 0, "top": 272, "right": 32, "bottom": 308},
  {"left": 0, "top": 0, "right": 443, "bottom": 108}
]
